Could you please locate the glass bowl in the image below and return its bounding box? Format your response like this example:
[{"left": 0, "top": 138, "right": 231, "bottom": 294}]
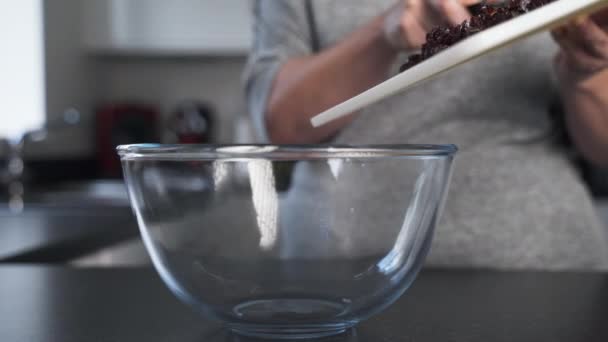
[{"left": 118, "top": 144, "right": 457, "bottom": 339}]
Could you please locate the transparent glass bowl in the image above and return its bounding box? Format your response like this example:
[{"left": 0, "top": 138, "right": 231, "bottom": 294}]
[{"left": 118, "top": 144, "right": 457, "bottom": 339}]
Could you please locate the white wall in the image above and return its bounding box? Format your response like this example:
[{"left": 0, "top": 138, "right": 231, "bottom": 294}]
[
  {"left": 94, "top": 56, "right": 247, "bottom": 143},
  {"left": 39, "top": 0, "right": 98, "bottom": 158},
  {"left": 32, "top": 0, "right": 248, "bottom": 159},
  {"left": 0, "top": 0, "right": 46, "bottom": 141}
]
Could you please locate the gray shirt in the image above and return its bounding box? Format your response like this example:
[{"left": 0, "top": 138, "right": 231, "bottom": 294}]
[{"left": 243, "top": 0, "right": 608, "bottom": 270}]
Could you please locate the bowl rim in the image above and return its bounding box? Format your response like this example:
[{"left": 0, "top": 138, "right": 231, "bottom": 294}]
[{"left": 117, "top": 144, "right": 458, "bottom": 160}]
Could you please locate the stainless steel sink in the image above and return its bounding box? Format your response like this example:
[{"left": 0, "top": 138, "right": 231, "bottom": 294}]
[
  {"left": 12, "top": 180, "right": 130, "bottom": 209},
  {"left": 0, "top": 179, "right": 139, "bottom": 263}
]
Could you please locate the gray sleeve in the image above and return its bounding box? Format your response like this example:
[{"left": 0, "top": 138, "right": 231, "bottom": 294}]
[{"left": 243, "top": 0, "right": 314, "bottom": 142}]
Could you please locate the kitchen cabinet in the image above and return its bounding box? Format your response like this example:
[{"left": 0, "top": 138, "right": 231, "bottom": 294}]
[{"left": 82, "top": 0, "right": 252, "bottom": 56}]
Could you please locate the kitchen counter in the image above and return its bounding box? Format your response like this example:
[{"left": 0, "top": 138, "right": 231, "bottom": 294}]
[
  {"left": 1, "top": 266, "right": 607, "bottom": 341},
  {"left": 71, "top": 199, "right": 608, "bottom": 267}
]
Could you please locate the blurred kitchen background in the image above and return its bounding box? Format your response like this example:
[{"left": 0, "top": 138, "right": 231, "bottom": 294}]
[{"left": 1, "top": 0, "right": 607, "bottom": 267}]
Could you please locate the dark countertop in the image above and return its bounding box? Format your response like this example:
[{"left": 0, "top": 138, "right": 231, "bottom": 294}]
[
  {"left": 1, "top": 266, "right": 608, "bottom": 342},
  {"left": 0, "top": 207, "right": 138, "bottom": 262}
]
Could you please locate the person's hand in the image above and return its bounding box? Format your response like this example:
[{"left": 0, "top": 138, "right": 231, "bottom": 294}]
[
  {"left": 551, "top": 10, "right": 608, "bottom": 85},
  {"left": 383, "top": 0, "right": 480, "bottom": 51}
]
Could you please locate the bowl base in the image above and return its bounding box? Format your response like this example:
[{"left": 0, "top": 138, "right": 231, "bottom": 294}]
[
  {"left": 228, "top": 298, "right": 355, "bottom": 339},
  {"left": 229, "top": 323, "right": 353, "bottom": 340}
]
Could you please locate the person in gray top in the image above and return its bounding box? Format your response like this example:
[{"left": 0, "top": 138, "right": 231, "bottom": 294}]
[{"left": 243, "top": 0, "right": 608, "bottom": 270}]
